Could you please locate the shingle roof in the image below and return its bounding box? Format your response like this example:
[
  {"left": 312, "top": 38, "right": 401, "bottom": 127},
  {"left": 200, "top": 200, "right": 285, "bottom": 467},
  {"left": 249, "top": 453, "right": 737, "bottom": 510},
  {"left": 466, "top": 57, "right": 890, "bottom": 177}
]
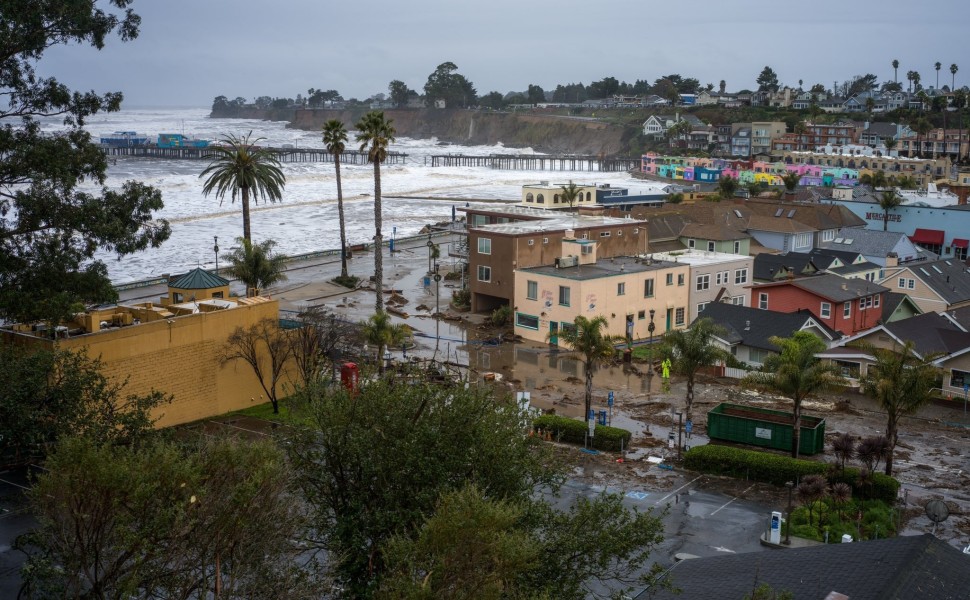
[
  {"left": 753, "top": 253, "right": 820, "bottom": 281},
  {"left": 680, "top": 222, "right": 749, "bottom": 241},
  {"left": 883, "top": 312, "right": 970, "bottom": 356},
  {"left": 880, "top": 291, "right": 920, "bottom": 322},
  {"left": 693, "top": 302, "right": 840, "bottom": 350},
  {"left": 646, "top": 534, "right": 970, "bottom": 600},
  {"left": 819, "top": 228, "right": 913, "bottom": 259},
  {"left": 808, "top": 247, "right": 865, "bottom": 267},
  {"left": 788, "top": 274, "right": 888, "bottom": 302},
  {"left": 905, "top": 258, "right": 970, "bottom": 305},
  {"left": 168, "top": 268, "right": 229, "bottom": 290}
]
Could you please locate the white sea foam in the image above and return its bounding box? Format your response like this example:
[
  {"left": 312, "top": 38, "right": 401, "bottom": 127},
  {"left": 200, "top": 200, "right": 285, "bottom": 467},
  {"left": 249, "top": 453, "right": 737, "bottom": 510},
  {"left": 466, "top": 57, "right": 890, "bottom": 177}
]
[{"left": 44, "top": 108, "right": 666, "bottom": 282}]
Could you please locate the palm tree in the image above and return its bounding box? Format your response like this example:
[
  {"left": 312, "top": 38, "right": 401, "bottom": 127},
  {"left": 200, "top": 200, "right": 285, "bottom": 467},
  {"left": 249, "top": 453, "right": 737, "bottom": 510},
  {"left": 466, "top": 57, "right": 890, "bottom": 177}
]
[
  {"left": 661, "top": 317, "right": 728, "bottom": 423},
  {"left": 935, "top": 62, "right": 942, "bottom": 89},
  {"left": 322, "top": 119, "right": 351, "bottom": 280},
  {"left": 717, "top": 175, "right": 739, "bottom": 199},
  {"left": 858, "top": 341, "right": 940, "bottom": 476},
  {"left": 906, "top": 70, "right": 915, "bottom": 94},
  {"left": 912, "top": 71, "right": 922, "bottom": 93},
  {"left": 559, "top": 181, "right": 582, "bottom": 210},
  {"left": 955, "top": 89, "right": 968, "bottom": 163},
  {"left": 878, "top": 189, "right": 903, "bottom": 231},
  {"left": 356, "top": 111, "right": 396, "bottom": 314},
  {"left": 951, "top": 63, "right": 959, "bottom": 91},
  {"left": 884, "top": 137, "right": 898, "bottom": 156},
  {"left": 552, "top": 315, "right": 622, "bottom": 428},
  {"left": 362, "top": 311, "right": 409, "bottom": 375},
  {"left": 781, "top": 171, "right": 800, "bottom": 195},
  {"left": 912, "top": 117, "right": 933, "bottom": 156},
  {"left": 892, "top": 59, "right": 899, "bottom": 84},
  {"left": 222, "top": 237, "right": 288, "bottom": 296},
  {"left": 744, "top": 331, "right": 842, "bottom": 458},
  {"left": 200, "top": 132, "right": 286, "bottom": 243}
]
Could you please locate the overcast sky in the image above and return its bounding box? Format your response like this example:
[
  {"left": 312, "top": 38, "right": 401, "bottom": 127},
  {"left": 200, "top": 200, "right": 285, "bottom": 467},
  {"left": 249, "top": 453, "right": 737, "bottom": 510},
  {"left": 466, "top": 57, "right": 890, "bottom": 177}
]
[{"left": 41, "top": 0, "right": 969, "bottom": 108}]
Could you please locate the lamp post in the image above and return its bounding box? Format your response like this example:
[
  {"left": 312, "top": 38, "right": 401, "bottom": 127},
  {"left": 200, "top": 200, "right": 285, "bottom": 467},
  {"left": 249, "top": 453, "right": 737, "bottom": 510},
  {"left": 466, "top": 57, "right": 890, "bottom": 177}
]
[
  {"left": 675, "top": 410, "right": 683, "bottom": 460},
  {"left": 426, "top": 234, "right": 435, "bottom": 274},
  {"left": 647, "top": 309, "right": 656, "bottom": 393},
  {"left": 213, "top": 236, "right": 219, "bottom": 273},
  {"left": 785, "top": 481, "right": 794, "bottom": 545},
  {"left": 433, "top": 267, "right": 442, "bottom": 355}
]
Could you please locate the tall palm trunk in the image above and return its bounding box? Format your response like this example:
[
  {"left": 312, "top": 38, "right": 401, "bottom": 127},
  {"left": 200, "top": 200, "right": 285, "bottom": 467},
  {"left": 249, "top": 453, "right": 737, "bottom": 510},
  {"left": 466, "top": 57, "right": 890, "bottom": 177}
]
[
  {"left": 885, "top": 416, "right": 898, "bottom": 476},
  {"left": 883, "top": 211, "right": 889, "bottom": 231},
  {"left": 373, "top": 160, "right": 384, "bottom": 314},
  {"left": 584, "top": 365, "right": 594, "bottom": 426},
  {"left": 241, "top": 186, "right": 252, "bottom": 242},
  {"left": 791, "top": 400, "right": 802, "bottom": 459},
  {"left": 685, "top": 376, "right": 695, "bottom": 423},
  {"left": 335, "top": 154, "right": 348, "bottom": 278}
]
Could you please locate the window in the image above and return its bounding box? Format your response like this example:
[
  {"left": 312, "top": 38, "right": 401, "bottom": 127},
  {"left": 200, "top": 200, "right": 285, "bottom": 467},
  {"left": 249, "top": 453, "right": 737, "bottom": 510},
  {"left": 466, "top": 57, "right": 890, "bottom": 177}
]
[
  {"left": 822, "top": 229, "right": 836, "bottom": 242},
  {"left": 793, "top": 232, "right": 812, "bottom": 248},
  {"left": 543, "top": 237, "right": 549, "bottom": 244},
  {"left": 644, "top": 278, "right": 655, "bottom": 297},
  {"left": 908, "top": 279, "right": 915, "bottom": 290},
  {"left": 675, "top": 307, "right": 685, "bottom": 326},
  {"left": 515, "top": 313, "right": 539, "bottom": 330},
  {"left": 735, "top": 268, "right": 748, "bottom": 284},
  {"left": 874, "top": 294, "right": 880, "bottom": 307},
  {"left": 537, "top": 194, "right": 545, "bottom": 204},
  {"left": 697, "top": 302, "right": 709, "bottom": 313},
  {"left": 759, "top": 292, "right": 768, "bottom": 310},
  {"left": 952, "top": 369, "right": 969, "bottom": 389},
  {"left": 526, "top": 280, "right": 538, "bottom": 300},
  {"left": 820, "top": 302, "right": 831, "bottom": 318},
  {"left": 477, "top": 265, "right": 491, "bottom": 282},
  {"left": 678, "top": 273, "right": 685, "bottom": 286},
  {"left": 212, "top": 291, "right": 224, "bottom": 299},
  {"left": 525, "top": 193, "right": 534, "bottom": 203},
  {"left": 688, "top": 238, "right": 696, "bottom": 249},
  {"left": 558, "top": 285, "right": 571, "bottom": 307},
  {"left": 581, "top": 233, "right": 588, "bottom": 239},
  {"left": 638, "top": 310, "right": 646, "bottom": 320},
  {"left": 732, "top": 295, "right": 745, "bottom": 306},
  {"left": 716, "top": 271, "right": 729, "bottom": 285},
  {"left": 898, "top": 278, "right": 906, "bottom": 288},
  {"left": 666, "top": 273, "right": 674, "bottom": 286},
  {"left": 581, "top": 245, "right": 594, "bottom": 255},
  {"left": 600, "top": 231, "right": 611, "bottom": 238},
  {"left": 843, "top": 301, "right": 851, "bottom": 318},
  {"left": 528, "top": 239, "right": 534, "bottom": 246},
  {"left": 707, "top": 241, "right": 716, "bottom": 252},
  {"left": 748, "top": 348, "right": 769, "bottom": 364},
  {"left": 617, "top": 282, "right": 626, "bottom": 296},
  {"left": 734, "top": 240, "right": 742, "bottom": 254},
  {"left": 696, "top": 274, "right": 710, "bottom": 291},
  {"left": 477, "top": 238, "right": 491, "bottom": 254},
  {"left": 173, "top": 292, "right": 184, "bottom": 303}
]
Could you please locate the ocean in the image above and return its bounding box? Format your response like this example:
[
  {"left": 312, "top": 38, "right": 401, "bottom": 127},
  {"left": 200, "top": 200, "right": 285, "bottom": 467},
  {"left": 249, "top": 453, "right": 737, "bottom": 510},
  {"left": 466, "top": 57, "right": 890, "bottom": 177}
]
[{"left": 47, "top": 107, "right": 665, "bottom": 283}]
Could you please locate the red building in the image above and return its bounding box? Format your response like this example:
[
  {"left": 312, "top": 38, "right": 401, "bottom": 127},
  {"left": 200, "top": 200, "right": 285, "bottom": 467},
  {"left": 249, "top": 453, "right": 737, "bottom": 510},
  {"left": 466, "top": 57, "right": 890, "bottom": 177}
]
[{"left": 752, "top": 275, "right": 888, "bottom": 337}]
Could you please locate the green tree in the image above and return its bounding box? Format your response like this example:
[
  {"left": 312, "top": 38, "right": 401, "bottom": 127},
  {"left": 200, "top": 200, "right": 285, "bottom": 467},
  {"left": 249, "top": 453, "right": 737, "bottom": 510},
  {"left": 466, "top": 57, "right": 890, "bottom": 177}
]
[
  {"left": 322, "top": 119, "right": 351, "bottom": 279},
  {"left": 911, "top": 117, "right": 933, "bottom": 156},
  {"left": 479, "top": 91, "right": 507, "bottom": 110},
  {"left": 423, "top": 61, "right": 476, "bottom": 108},
  {"left": 0, "top": 1, "right": 171, "bottom": 325},
  {"left": 878, "top": 189, "right": 903, "bottom": 231},
  {"left": 884, "top": 137, "right": 898, "bottom": 155},
  {"left": 290, "top": 381, "right": 560, "bottom": 597},
  {"left": 744, "top": 582, "right": 795, "bottom": 600},
  {"left": 744, "top": 332, "right": 843, "bottom": 458},
  {"left": 388, "top": 79, "right": 411, "bottom": 108},
  {"left": 356, "top": 111, "right": 396, "bottom": 313},
  {"left": 666, "top": 192, "right": 684, "bottom": 204},
  {"left": 559, "top": 181, "right": 582, "bottom": 209},
  {"left": 951, "top": 63, "right": 959, "bottom": 92},
  {"left": 222, "top": 237, "right": 287, "bottom": 295},
  {"left": 200, "top": 132, "right": 286, "bottom": 243},
  {"left": 859, "top": 341, "right": 941, "bottom": 476},
  {"left": 892, "top": 59, "right": 900, "bottom": 84},
  {"left": 756, "top": 66, "right": 780, "bottom": 92},
  {"left": 527, "top": 83, "right": 546, "bottom": 104},
  {"left": 22, "top": 436, "right": 316, "bottom": 599},
  {"left": 717, "top": 175, "right": 740, "bottom": 199},
  {"left": 361, "top": 311, "right": 409, "bottom": 374},
  {"left": 0, "top": 345, "right": 168, "bottom": 465},
  {"left": 661, "top": 317, "right": 729, "bottom": 423},
  {"left": 935, "top": 61, "right": 942, "bottom": 89},
  {"left": 552, "top": 315, "right": 622, "bottom": 430},
  {"left": 781, "top": 171, "right": 801, "bottom": 194}
]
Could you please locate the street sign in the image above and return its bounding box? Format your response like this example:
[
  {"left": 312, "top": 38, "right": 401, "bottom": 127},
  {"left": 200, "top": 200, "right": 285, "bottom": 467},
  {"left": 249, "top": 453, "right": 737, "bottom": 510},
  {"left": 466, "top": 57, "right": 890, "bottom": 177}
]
[
  {"left": 588, "top": 418, "right": 595, "bottom": 438},
  {"left": 608, "top": 391, "right": 614, "bottom": 407},
  {"left": 685, "top": 419, "right": 693, "bottom": 435}
]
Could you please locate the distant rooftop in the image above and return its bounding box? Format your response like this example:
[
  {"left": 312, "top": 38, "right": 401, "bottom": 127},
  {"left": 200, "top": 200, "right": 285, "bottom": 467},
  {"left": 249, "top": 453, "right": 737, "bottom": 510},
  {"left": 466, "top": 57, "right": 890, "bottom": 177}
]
[
  {"left": 472, "top": 214, "right": 642, "bottom": 235},
  {"left": 652, "top": 249, "right": 751, "bottom": 266},
  {"left": 519, "top": 255, "right": 681, "bottom": 280},
  {"left": 168, "top": 267, "right": 229, "bottom": 290}
]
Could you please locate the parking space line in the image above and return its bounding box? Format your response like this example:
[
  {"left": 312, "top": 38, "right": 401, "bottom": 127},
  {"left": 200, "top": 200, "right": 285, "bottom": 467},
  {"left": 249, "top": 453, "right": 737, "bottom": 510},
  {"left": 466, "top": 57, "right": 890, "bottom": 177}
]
[
  {"left": 654, "top": 475, "right": 703, "bottom": 505},
  {"left": 710, "top": 483, "right": 756, "bottom": 516},
  {"left": 0, "top": 477, "right": 30, "bottom": 491}
]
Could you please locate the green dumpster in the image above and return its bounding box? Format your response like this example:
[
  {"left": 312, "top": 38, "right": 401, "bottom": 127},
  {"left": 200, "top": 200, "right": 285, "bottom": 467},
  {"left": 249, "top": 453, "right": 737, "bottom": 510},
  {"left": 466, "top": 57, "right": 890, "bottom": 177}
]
[{"left": 707, "top": 402, "right": 825, "bottom": 455}]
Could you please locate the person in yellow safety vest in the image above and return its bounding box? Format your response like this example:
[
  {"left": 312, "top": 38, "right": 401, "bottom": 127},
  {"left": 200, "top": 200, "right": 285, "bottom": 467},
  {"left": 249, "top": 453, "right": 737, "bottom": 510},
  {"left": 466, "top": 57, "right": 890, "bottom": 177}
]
[{"left": 661, "top": 358, "right": 671, "bottom": 380}]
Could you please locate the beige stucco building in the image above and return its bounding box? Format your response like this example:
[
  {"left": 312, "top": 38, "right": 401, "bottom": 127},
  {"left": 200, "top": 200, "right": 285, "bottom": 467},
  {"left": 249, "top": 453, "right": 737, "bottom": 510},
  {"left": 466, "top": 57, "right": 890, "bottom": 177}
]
[
  {"left": 519, "top": 181, "right": 599, "bottom": 210},
  {"left": 512, "top": 237, "right": 690, "bottom": 345},
  {"left": 652, "top": 249, "right": 755, "bottom": 323}
]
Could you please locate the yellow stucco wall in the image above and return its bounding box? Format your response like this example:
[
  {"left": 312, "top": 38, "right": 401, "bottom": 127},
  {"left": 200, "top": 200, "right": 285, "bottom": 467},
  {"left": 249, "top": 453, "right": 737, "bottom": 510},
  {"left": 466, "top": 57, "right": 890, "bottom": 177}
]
[{"left": 6, "top": 299, "right": 294, "bottom": 428}]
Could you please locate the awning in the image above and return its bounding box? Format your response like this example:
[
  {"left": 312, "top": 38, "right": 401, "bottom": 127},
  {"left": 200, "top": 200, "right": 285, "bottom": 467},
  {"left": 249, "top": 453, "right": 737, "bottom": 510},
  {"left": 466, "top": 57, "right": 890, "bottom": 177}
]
[
  {"left": 952, "top": 238, "right": 969, "bottom": 249},
  {"left": 909, "top": 228, "right": 945, "bottom": 246}
]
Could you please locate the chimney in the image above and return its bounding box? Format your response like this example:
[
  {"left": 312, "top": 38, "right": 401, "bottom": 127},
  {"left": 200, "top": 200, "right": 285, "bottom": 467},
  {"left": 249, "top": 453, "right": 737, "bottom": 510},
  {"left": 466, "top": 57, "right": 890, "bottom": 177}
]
[
  {"left": 841, "top": 283, "right": 848, "bottom": 291},
  {"left": 564, "top": 228, "right": 575, "bottom": 240},
  {"left": 885, "top": 252, "right": 898, "bottom": 268}
]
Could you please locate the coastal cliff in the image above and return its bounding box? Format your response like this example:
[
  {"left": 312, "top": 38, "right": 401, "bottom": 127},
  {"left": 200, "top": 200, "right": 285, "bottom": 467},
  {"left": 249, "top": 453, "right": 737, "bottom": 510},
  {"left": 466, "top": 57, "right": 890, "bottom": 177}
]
[{"left": 212, "top": 107, "right": 631, "bottom": 155}]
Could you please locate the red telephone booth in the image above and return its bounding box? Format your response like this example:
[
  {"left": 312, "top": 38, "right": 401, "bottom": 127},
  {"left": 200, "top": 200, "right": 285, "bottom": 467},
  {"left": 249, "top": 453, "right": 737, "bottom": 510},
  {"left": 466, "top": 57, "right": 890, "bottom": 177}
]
[{"left": 340, "top": 362, "right": 359, "bottom": 393}]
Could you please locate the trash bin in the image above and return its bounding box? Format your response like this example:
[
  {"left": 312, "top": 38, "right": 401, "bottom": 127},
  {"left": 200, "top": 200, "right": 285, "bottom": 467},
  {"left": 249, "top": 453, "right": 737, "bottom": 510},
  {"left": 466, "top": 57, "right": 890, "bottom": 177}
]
[{"left": 598, "top": 410, "right": 608, "bottom": 426}]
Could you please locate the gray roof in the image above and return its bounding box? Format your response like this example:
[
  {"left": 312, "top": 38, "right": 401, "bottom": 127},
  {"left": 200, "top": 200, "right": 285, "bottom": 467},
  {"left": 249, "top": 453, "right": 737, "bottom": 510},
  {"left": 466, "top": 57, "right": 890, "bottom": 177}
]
[
  {"left": 520, "top": 256, "right": 678, "bottom": 281},
  {"left": 819, "top": 228, "right": 911, "bottom": 259},
  {"left": 168, "top": 268, "right": 229, "bottom": 290},
  {"left": 883, "top": 312, "right": 970, "bottom": 356},
  {"left": 694, "top": 302, "right": 840, "bottom": 351},
  {"left": 905, "top": 258, "right": 970, "bottom": 305},
  {"left": 647, "top": 534, "right": 970, "bottom": 600},
  {"left": 753, "top": 252, "right": 820, "bottom": 281},
  {"left": 827, "top": 260, "right": 881, "bottom": 275},
  {"left": 785, "top": 273, "right": 889, "bottom": 302},
  {"left": 880, "top": 291, "right": 921, "bottom": 322},
  {"left": 807, "top": 247, "right": 865, "bottom": 267}
]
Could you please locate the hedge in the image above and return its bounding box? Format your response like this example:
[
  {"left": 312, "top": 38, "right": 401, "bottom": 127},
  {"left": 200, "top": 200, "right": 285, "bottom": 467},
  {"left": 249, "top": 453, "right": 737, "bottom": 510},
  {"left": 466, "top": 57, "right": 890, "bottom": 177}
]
[
  {"left": 684, "top": 445, "right": 900, "bottom": 504},
  {"left": 533, "top": 415, "right": 632, "bottom": 452}
]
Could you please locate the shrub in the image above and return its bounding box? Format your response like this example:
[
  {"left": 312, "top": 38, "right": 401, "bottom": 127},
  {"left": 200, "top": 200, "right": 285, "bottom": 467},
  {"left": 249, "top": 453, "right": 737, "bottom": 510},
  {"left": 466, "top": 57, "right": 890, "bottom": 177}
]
[
  {"left": 684, "top": 445, "right": 899, "bottom": 504},
  {"left": 332, "top": 274, "right": 360, "bottom": 289},
  {"left": 490, "top": 305, "right": 512, "bottom": 327},
  {"left": 451, "top": 288, "right": 470, "bottom": 308},
  {"left": 533, "top": 415, "right": 631, "bottom": 453}
]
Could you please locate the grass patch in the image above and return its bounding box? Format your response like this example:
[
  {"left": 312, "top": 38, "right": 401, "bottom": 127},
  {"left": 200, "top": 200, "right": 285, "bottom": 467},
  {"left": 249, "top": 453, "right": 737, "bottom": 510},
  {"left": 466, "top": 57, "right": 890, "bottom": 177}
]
[
  {"left": 332, "top": 274, "right": 360, "bottom": 289},
  {"left": 789, "top": 498, "right": 897, "bottom": 543},
  {"left": 231, "top": 398, "right": 312, "bottom": 428}
]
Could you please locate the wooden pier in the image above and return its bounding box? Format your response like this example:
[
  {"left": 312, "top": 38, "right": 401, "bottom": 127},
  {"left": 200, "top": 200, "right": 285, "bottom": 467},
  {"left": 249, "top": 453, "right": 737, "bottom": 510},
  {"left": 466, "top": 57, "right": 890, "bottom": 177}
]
[
  {"left": 428, "top": 154, "right": 641, "bottom": 172},
  {"left": 101, "top": 145, "right": 407, "bottom": 165}
]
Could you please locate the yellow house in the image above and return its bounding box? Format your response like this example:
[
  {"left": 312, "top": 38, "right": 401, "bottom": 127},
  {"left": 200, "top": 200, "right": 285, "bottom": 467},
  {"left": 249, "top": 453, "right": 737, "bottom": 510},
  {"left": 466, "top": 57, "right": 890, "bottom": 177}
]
[
  {"left": 512, "top": 238, "right": 690, "bottom": 345},
  {"left": 520, "top": 181, "right": 598, "bottom": 210},
  {"left": 1, "top": 268, "right": 296, "bottom": 428}
]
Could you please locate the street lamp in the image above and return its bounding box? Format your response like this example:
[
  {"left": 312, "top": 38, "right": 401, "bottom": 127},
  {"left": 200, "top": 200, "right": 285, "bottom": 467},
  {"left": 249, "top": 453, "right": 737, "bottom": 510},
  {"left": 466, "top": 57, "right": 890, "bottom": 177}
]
[
  {"left": 426, "top": 234, "right": 435, "bottom": 274},
  {"left": 785, "top": 481, "right": 794, "bottom": 545},
  {"left": 433, "top": 267, "right": 442, "bottom": 356},
  {"left": 213, "top": 236, "right": 219, "bottom": 273},
  {"left": 675, "top": 410, "right": 683, "bottom": 460},
  {"left": 647, "top": 309, "right": 656, "bottom": 393}
]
